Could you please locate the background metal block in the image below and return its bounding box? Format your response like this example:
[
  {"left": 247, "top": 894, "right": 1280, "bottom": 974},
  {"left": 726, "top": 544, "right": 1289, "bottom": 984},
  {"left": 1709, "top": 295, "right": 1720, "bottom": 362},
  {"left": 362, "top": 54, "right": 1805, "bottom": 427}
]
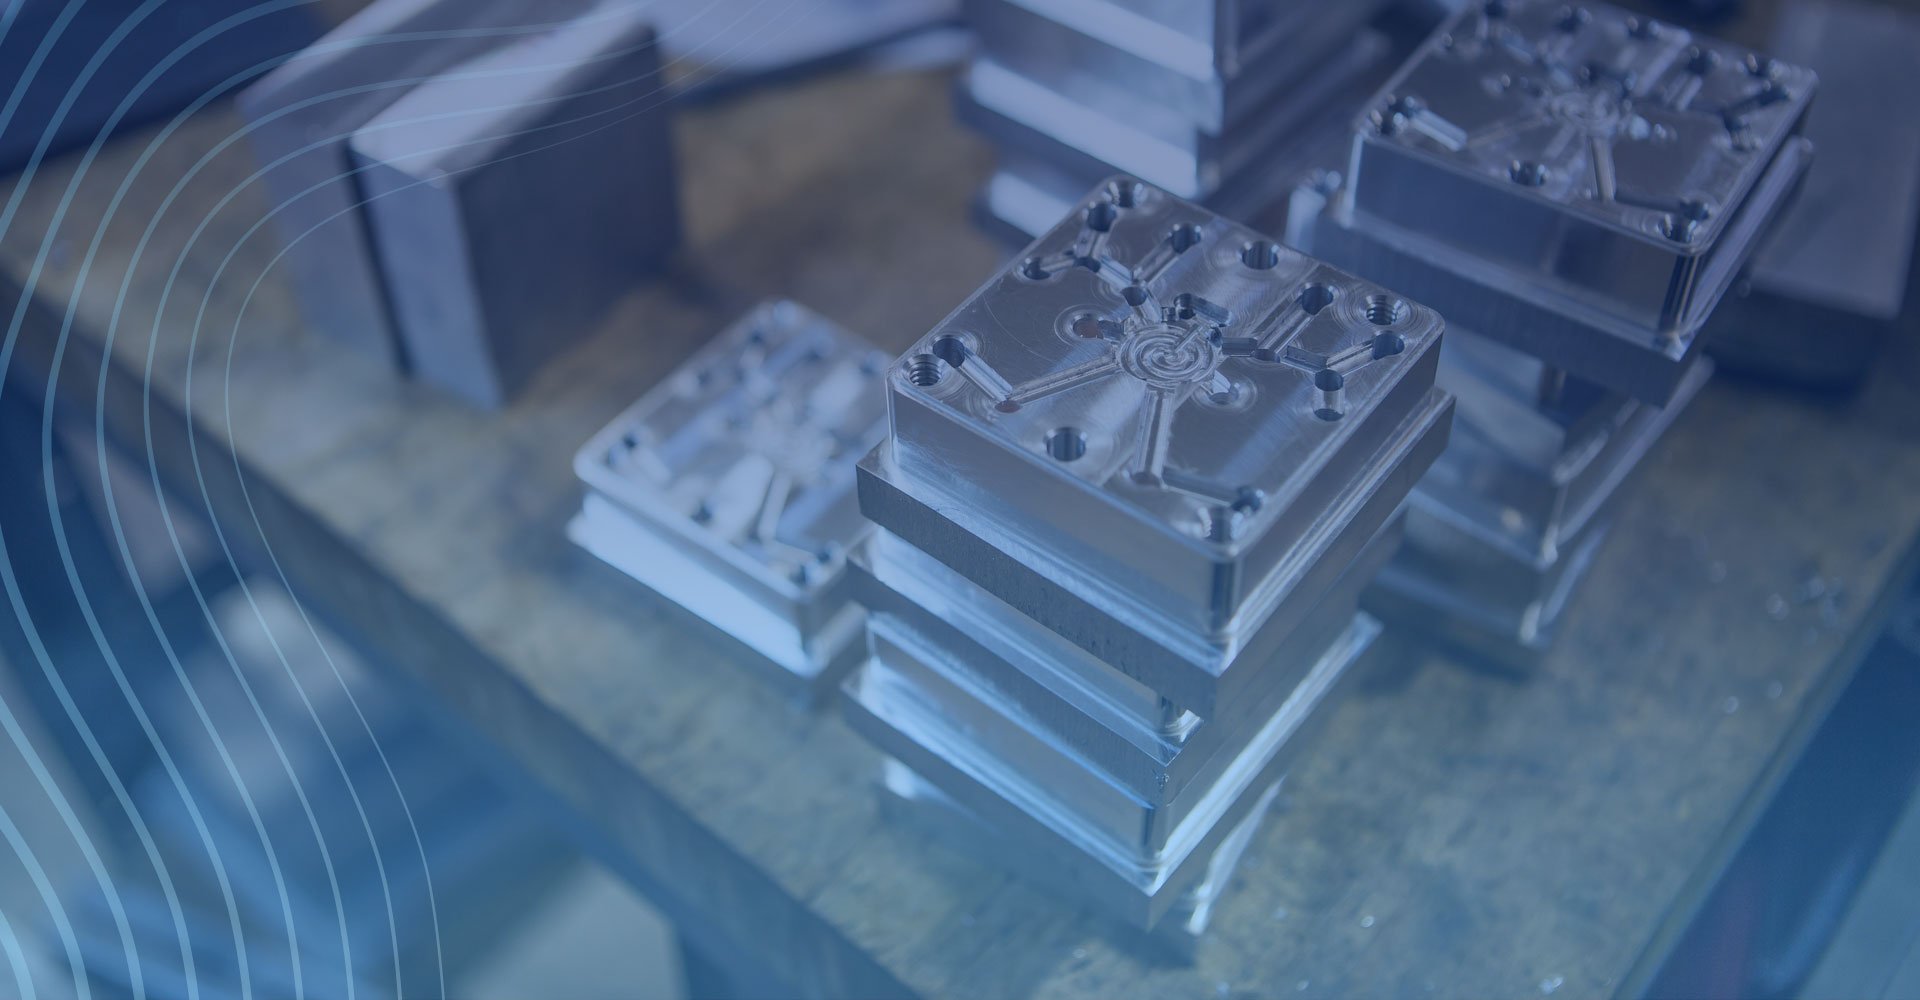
[
  {"left": 237, "top": 0, "right": 594, "bottom": 366},
  {"left": 1349, "top": 0, "right": 1816, "bottom": 335},
  {"left": 1705, "top": 0, "right": 1920, "bottom": 389},
  {"left": 350, "top": 4, "right": 680, "bottom": 408},
  {"left": 877, "top": 179, "right": 1445, "bottom": 649},
  {"left": 965, "top": 0, "right": 1389, "bottom": 136},
  {"left": 572, "top": 302, "right": 888, "bottom": 696}
]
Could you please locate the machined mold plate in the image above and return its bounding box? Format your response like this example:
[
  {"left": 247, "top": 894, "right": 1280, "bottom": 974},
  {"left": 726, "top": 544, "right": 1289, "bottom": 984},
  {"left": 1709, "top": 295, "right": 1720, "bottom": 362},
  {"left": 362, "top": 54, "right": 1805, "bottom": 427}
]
[
  {"left": 850, "top": 516, "right": 1395, "bottom": 805},
  {"left": 877, "top": 177, "right": 1445, "bottom": 646},
  {"left": 966, "top": 0, "right": 1390, "bottom": 138},
  {"left": 877, "top": 756, "right": 1283, "bottom": 953},
  {"left": 572, "top": 302, "right": 888, "bottom": 693},
  {"left": 1350, "top": 0, "right": 1817, "bottom": 335},
  {"left": 843, "top": 613, "right": 1381, "bottom": 928}
]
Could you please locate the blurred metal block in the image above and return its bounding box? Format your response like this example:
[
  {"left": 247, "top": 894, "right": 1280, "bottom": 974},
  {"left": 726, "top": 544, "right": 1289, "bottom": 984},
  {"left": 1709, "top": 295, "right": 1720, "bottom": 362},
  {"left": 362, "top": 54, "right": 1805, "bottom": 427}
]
[
  {"left": 965, "top": 0, "right": 1389, "bottom": 137},
  {"left": 844, "top": 612, "right": 1380, "bottom": 928},
  {"left": 237, "top": 0, "right": 593, "bottom": 366},
  {"left": 1304, "top": 0, "right": 1814, "bottom": 403},
  {"left": 957, "top": 35, "right": 1386, "bottom": 200},
  {"left": 861, "top": 178, "right": 1449, "bottom": 715},
  {"left": 571, "top": 302, "right": 888, "bottom": 697},
  {"left": 1706, "top": 0, "right": 1920, "bottom": 389},
  {"left": 350, "top": 5, "right": 679, "bottom": 408},
  {"left": 850, "top": 517, "right": 1395, "bottom": 805},
  {"left": 1369, "top": 354, "right": 1711, "bottom": 660}
]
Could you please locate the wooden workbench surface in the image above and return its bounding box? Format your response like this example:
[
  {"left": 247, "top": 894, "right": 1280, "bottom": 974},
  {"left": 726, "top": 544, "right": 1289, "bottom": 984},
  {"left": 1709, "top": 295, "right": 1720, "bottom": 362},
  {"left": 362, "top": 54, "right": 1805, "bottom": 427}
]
[{"left": 6, "top": 52, "right": 1920, "bottom": 999}]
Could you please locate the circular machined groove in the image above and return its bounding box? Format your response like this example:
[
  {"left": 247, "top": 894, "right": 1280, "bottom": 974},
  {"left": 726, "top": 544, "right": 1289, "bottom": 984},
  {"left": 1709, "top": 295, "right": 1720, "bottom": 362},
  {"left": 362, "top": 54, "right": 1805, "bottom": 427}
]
[
  {"left": 1241, "top": 240, "right": 1282, "bottom": 270},
  {"left": 1045, "top": 427, "right": 1088, "bottom": 463}
]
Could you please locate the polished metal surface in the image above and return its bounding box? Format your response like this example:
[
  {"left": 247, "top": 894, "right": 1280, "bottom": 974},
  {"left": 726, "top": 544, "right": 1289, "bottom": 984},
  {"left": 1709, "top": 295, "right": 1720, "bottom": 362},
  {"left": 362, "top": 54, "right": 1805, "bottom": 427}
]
[
  {"left": 236, "top": 0, "right": 595, "bottom": 367},
  {"left": 843, "top": 613, "right": 1381, "bottom": 927},
  {"left": 849, "top": 517, "right": 1397, "bottom": 805},
  {"left": 879, "top": 180, "right": 1436, "bottom": 633},
  {"left": 1297, "top": 0, "right": 1816, "bottom": 403},
  {"left": 571, "top": 302, "right": 888, "bottom": 696},
  {"left": 349, "top": 5, "right": 679, "bottom": 408},
  {"left": 1706, "top": 0, "right": 1920, "bottom": 389}
]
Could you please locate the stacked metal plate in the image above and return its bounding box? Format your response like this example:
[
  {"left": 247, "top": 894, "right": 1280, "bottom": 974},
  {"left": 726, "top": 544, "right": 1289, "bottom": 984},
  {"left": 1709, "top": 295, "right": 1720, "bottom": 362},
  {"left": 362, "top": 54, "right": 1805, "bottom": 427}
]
[
  {"left": 570, "top": 302, "right": 891, "bottom": 701},
  {"left": 842, "top": 179, "right": 1454, "bottom": 930},
  {"left": 960, "top": 0, "right": 1404, "bottom": 242},
  {"left": 1288, "top": 0, "right": 1816, "bottom": 659}
]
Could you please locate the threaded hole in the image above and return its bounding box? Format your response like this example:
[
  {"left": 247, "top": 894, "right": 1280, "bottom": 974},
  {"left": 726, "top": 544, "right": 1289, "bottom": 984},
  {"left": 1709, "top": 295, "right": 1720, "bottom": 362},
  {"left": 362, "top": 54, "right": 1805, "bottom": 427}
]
[
  {"left": 1363, "top": 294, "right": 1408, "bottom": 326},
  {"left": 905, "top": 354, "right": 946, "bottom": 387}
]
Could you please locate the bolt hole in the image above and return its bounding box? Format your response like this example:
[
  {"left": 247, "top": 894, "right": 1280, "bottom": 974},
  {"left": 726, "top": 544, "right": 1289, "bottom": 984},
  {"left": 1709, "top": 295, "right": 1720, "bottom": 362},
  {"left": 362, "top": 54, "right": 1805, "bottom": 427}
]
[
  {"left": 1168, "top": 223, "right": 1203, "bottom": 253},
  {"left": 1045, "top": 427, "right": 1088, "bottom": 463},
  {"left": 1372, "top": 332, "right": 1407, "bottom": 359},
  {"left": 1241, "top": 240, "right": 1281, "bottom": 270},
  {"left": 1298, "top": 284, "right": 1335, "bottom": 315},
  {"left": 1509, "top": 160, "right": 1549, "bottom": 187},
  {"left": 1086, "top": 201, "right": 1120, "bottom": 232},
  {"left": 931, "top": 334, "right": 969, "bottom": 368},
  {"left": 1105, "top": 179, "right": 1142, "bottom": 207},
  {"left": 905, "top": 354, "right": 946, "bottom": 387},
  {"left": 1363, "top": 294, "right": 1408, "bottom": 326}
]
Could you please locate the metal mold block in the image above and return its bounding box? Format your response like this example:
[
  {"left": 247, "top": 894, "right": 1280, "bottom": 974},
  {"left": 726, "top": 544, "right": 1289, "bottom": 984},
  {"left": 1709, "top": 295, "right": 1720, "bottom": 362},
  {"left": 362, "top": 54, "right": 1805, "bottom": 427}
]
[
  {"left": 850, "top": 515, "right": 1397, "bottom": 805},
  {"left": 1705, "top": 0, "right": 1920, "bottom": 389},
  {"left": 843, "top": 613, "right": 1381, "bottom": 928},
  {"left": 1350, "top": 0, "right": 1817, "bottom": 334},
  {"left": 966, "top": 0, "right": 1390, "bottom": 137},
  {"left": 237, "top": 0, "right": 596, "bottom": 366},
  {"left": 877, "top": 178, "right": 1445, "bottom": 644},
  {"left": 571, "top": 302, "right": 889, "bottom": 695},
  {"left": 859, "top": 379, "right": 1446, "bottom": 718},
  {"left": 350, "top": 6, "right": 680, "bottom": 408},
  {"left": 877, "top": 756, "right": 1283, "bottom": 958},
  {"left": 958, "top": 36, "right": 1387, "bottom": 201}
]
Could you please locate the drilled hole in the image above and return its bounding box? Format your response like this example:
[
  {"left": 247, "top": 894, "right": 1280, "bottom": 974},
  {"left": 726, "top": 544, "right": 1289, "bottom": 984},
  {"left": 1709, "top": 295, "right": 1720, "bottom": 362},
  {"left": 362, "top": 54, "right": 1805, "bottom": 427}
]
[
  {"left": 1483, "top": 0, "right": 1508, "bottom": 17},
  {"left": 1122, "top": 284, "right": 1150, "bottom": 307},
  {"left": 1509, "top": 160, "right": 1549, "bottom": 187},
  {"left": 1372, "top": 332, "right": 1407, "bottom": 359},
  {"left": 1298, "top": 284, "right": 1335, "bottom": 315},
  {"left": 1020, "top": 257, "right": 1049, "bottom": 280},
  {"left": 1241, "top": 240, "right": 1281, "bottom": 270},
  {"left": 1557, "top": 6, "right": 1590, "bottom": 32},
  {"left": 1086, "top": 202, "right": 1120, "bottom": 232},
  {"left": 905, "top": 354, "right": 946, "bottom": 387},
  {"left": 1046, "top": 427, "right": 1088, "bottom": 463},
  {"left": 931, "top": 335, "right": 968, "bottom": 368},
  {"left": 1167, "top": 223, "right": 1203, "bottom": 253},
  {"left": 1105, "top": 179, "right": 1142, "bottom": 207},
  {"left": 1363, "top": 294, "right": 1408, "bottom": 326},
  {"left": 1314, "top": 368, "right": 1345, "bottom": 392},
  {"left": 1686, "top": 46, "right": 1718, "bottom": 75}
]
